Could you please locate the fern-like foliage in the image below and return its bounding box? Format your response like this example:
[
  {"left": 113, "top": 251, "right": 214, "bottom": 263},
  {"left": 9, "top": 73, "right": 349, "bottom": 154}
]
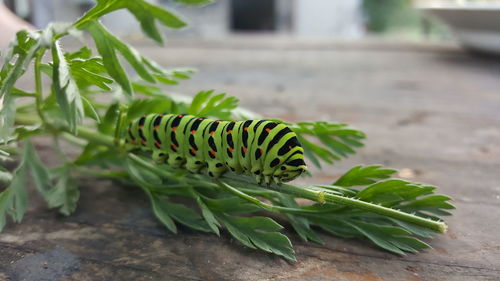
[{"left": 0, "top": 0, "right": 454, "bottom": 261}]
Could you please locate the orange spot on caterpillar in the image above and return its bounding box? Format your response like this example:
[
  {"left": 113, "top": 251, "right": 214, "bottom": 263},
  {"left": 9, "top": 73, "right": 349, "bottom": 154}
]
[
  {"left": 172, "top": 127, "right": 177, "bottom": 132},
  {"left": 242, "top": 146, "right": 248, "bottom": 154},
  {"left": 260, "top": 148, "right": 264, "bottom": 154},
  {"left": 191, "top": 130, "right": 196, "bottom": 134},
  {"left": 265, "top": 128, "right": 271, "bottom": 132},
  {"left": 154, "top": 125, "right": 159, "bottom": 130},
  {"left": 228, "top": 147, "right": 234, "bottom": 153},
  {"left": 141, "top": 140, "right": 147, "bottom": 145},
  {"left": 155, "top": 141, "right": 161, "bottom": 148},
  {"left": 227, "top": 130, "right": 232, "bottom": 134},
  {"left": 210, "top": 150, "right": 217, "bottom": 156},
  {"left": 190, "top": 148, "right": 197, "bottom": 154},
  {"left": 138, "top": 125, "right": 144, "bottom": 129},
  {"left": 244, "top": 127, "right": 248, "bottom": 131},
  {"left": 171, "top": 144, "right": 178, "bottom": 151},
  {"left": 198, "top": 118, "right": 204, "bottom": 120},
  {"left": 209, "top": 131, "right": 215, "bottom": 136},
  {"left": 178, "top": 114, "right": 183, "bottom": 117},
  {"left": 288, "top": 145, "right": 292, "bottom": 149}
]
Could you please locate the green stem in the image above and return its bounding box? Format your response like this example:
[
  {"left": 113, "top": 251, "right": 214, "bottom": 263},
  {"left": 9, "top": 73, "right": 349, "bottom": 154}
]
[
  {"left": 61, "top": 133, "right": 87, "bottom": 147},
  {"left": 221, "top": 177, "right": 446, "bottom": 233},
  {"left": 15, "top": 114, "right": 114, "bottom": 147},
  {"left": 13, "top": 113, "right": 447, "bottom": 233},
  {"left": 74, "top": 166, "right": 129, "bottom": 181},
  {"left": 34, "top": 47, "right": 47, "bottom": 124},
  {"left": 276, "top": 182, "right": 447, "bottom": 233},
  {"left": 215, "top": 179, "right": 320, "bottom": 215},
  {"left": 76, "top": 126, "right": 114, "bottom": 147}
]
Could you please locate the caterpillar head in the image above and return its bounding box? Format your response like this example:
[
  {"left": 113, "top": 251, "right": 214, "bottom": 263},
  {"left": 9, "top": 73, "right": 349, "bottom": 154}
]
[{"left": 274, "top": 152, "right": 307, "bottom": 183}]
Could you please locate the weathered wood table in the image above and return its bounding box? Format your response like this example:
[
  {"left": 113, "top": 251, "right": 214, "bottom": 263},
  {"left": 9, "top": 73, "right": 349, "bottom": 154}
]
[{"left": 1, "top": 38, "right": 499, "bottom": 280}]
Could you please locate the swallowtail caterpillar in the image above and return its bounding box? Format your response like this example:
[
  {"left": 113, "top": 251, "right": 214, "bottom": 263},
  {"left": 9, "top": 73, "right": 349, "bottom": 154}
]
[{"left": 125, "top": 114, "right": 308, "bottom": 185}]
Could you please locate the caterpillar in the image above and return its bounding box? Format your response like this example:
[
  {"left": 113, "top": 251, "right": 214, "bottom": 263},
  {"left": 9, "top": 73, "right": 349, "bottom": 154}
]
[{"left": 125, "top": 114, "right": 307, "bottom": 185}]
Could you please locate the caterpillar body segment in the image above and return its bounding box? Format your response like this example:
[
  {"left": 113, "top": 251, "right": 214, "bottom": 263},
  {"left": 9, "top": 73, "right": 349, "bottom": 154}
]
[{"left": 126, "top": 114, "right": 307, "bottom": 185}]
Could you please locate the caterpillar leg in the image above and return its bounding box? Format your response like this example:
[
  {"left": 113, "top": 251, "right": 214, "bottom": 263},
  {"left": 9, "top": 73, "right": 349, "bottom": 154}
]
[
  {"left": 254, "top": 174, "right": 263, "bottom": 185},
  {"left": 167, "top": 153, "right": 185, "bottom": 168},
  {"left": 207, "top": 161, "right": 227, "bottom": 178},
  {"left": 274, "top": 175, "right": 282, "bottom": 185},
  {"left": 263, "top": 174, "right": 272, "bottom": 186},
  {"left": 185, "top": 158, "right": 206, "bottom": 174},
  {"left": 152, "top": 151, "right": 167, "bottom": 164}
]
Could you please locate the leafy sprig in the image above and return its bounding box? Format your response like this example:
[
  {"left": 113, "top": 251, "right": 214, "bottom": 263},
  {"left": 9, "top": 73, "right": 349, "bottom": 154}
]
[{"left": 0, "top": 0, "right": 454, "bottom": 261}]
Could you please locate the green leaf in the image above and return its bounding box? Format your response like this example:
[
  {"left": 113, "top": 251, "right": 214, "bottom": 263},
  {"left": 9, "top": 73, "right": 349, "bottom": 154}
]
[
  {"left": 46, "top": 167, "right": 80, "bottom": 216},
  {"left": 345, "top": 220, "right": 430, "bottom": 255},
  {"left": 388, "top": 219, "right": 438, "bottom": 238},
  {"left": 188, "top": 90, "right": 239, "bottom": 120},
  {"left": 11, "top": 88, "right": 35, "bottom": 97},
  {"left": 356, "top": 179, "right": 437, "bottom": 206},
  {"left": 397, "top": 195, "right": 455, "bottom": 215},
  {"left": 277, "top": 194, "right": 323, "bottom": 244},
  {"left": 147, "top": 191, "right": 211, "bottom": 233},
  {"left": 84, "top": 20, "right": 190, "bottom": 95},
  {"left": 0, "top": 167, "right": 28, "bottom": 231},
  {"left": 98, "top": 103, "right": 119, "bottom": 135},
  {"left": 0, "top": 30, "right": 40, "bottom": 101},
  {"left": 148, "top": 191, "right": 177, "bottom": 233},
  {"left": 23, "top": 140, "right": 52, "bottom": 198},
  {"left": 150, "top": 67, "right": 195, "bottom": 86},
  {"left": 196, "top": 196, "right": 220, "bottom": 235},
  {"left": 126, "top": 156, "right": 163, "bottom": 186},
  {"left": 85, "top": 21, "right": 132, "bottom": 95},
  {"left": 291, "top": 121, "right": 365, "bottom": 168},
  {"left": 297, "top": 136, "right": 336, "bottom": 165},
  {"left": 73, "top": 143, "right": 123, "bottom": 168},
  {"left": 77, "top": 0, "right": 186, "bottom": 44},
  {"left": 334, "top": 165, "right": 397, "bottom": 187},
  {"left": 68, "top": 53, "right": 114, "bottom": 91},
  {"left": 0, "top": 167, "right": 12, "bottom": 185},
  {"left": 0, "top": 141, "right": 31, "bottom": 231},
  {"left": 81, "top": 96, "right": 101, "bottom": 123},
  {"left": 51, "top": 40, "right": 84, "bottom": 133},
  {"left": 217, "top": 214, "right": 296, "bottom": 261},
  {"left": 0, "top": 31, "right": 40, "bottom": 141},
  {"left": 14, "top": 125, "right": 42, "bottom": 141},
  {"left": 125, "top": 97, "right": 175, "bottom": 124},
  {"left": 310, "top": 217, "right": 359, "bottom": 238},
  {"left": 66, "top": 46, "right": 92, "bottom": 60},
  {"left": 128, "top": 1, "right": 186, "bottom": 44}
]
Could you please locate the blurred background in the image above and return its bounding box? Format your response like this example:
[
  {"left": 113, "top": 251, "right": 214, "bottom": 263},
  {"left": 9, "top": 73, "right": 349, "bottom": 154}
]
[
  {"left": 2, "top": 2, "right": 500, "bottom": 274},
  {"left": 1, "top": 0, "right": 452, "bottom": 41}
]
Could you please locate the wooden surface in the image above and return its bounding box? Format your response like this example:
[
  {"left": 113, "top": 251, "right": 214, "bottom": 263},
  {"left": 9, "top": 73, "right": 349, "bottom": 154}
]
[{"left": 1, "top": 38, "right": 500, "bottom": 280}]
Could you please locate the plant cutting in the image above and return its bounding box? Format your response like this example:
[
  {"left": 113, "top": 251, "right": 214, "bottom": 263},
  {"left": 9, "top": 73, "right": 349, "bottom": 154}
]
[{"left": 0, "top": 0, "right": 454, "bottom": 261}]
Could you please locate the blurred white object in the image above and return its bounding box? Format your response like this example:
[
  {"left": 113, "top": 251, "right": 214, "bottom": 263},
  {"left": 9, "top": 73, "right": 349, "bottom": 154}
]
[
  {"left": 420, "top": 3, "right": 500, "bottom": 54},
  {"left": 294, "top": 0, "right": 364, "bottom": 38}
]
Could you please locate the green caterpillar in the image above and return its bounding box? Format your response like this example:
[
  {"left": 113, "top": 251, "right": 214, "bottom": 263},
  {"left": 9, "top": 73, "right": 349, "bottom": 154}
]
[{"left": 125, "top": 114, "right": 307, "bottom": 185}]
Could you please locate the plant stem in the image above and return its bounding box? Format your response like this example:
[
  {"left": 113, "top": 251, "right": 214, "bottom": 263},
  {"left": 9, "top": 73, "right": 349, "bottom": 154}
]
[
  {"left": 15, "top": 113, "right": 114, "bottom": 147},
  {"left": 222, "top": 177, "right": 447, "bottom": 233},
  {"left": 34, "top": 47, "right": 47, "bottom": 124},
  {"left": 76, "top": 126, "right": 114, "bottom": 147},
  {"left": 216, "top": 179, "right": 321, "bottom": 215},
  {"left": 13, "top": 113, "right": 448, "bottom": 233},
  {"left": 277, "top": 182, "right": 447, "bottom": 232},
  {"left": 75, "top": 166, "right": 129, "bottom": 181}
]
